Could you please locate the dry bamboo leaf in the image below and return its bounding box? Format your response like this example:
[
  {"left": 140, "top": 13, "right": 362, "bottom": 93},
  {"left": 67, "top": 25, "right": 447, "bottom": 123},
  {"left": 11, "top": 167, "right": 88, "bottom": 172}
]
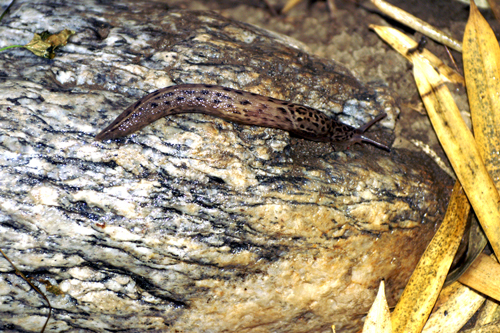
[
  {"left": 362, "top": 281, "right": 392, "bottom": 333},
  {"left": 475, "top": 299, "right": 500, "bottom": 327},
  {"left": 458, "top": 254, "right": 500, "bottom": 301},
  {"left": 486, "top": 0, "right": 500, "bottom": 22},
  {"left": 421, "top": 281, "right": 485, "bottom": 333},
  {"left": 390, "top": 181, "right": 469, "bottom": 333},
  {"left": 463, "top": 321, "right": 500, "bottom": 333},
  {"left": 411, "top": 56, "right": 500, "bottom": 260},
  {"left": 456, "top": 0, "right": 491, "bottom": 8},
  {"left": 282, "top": 0, "right": 303, "bottom": 13},
  {"left": 370, "top": 0, "right": 462, "bottom": 52},
  {"left": 463, "top": 0, "right": 500, "bottom": 186},
  {"left": 370, "top": 25, "right": 464, "bottom": 85}
]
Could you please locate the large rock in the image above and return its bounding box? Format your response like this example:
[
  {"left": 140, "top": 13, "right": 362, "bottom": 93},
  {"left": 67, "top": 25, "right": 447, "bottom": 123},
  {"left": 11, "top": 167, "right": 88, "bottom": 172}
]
[{"left": 0, "top": 1, "right": 450, "bottom": 332}]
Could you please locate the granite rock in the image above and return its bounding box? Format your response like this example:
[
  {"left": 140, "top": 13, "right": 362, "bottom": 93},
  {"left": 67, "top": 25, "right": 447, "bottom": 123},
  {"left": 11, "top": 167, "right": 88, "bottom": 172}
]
[{"left": 0, "top": 1, "right": 450, "bottom": 332}]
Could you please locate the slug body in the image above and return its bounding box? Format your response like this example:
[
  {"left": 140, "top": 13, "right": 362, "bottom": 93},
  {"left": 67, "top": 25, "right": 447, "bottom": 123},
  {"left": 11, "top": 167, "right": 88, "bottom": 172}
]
[{"left": 96, "top": 84, "right": 389, "bottom": 150}]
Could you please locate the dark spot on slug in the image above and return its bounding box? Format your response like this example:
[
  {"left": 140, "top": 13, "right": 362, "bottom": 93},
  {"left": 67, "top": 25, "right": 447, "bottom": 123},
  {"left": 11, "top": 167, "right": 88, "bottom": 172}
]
[
  {"left": 213, "top": 99, "right": 221, "bottom": 104},
  {"left": 163, "top": 100, "right": 170, "bottom": 105},
  {"left": 203, "top": 84, "right": 213, "bottom": 88},
  {"left": 234, "top": 90, "right": 243, "bottom": 95},
  {"left": 226, "top": 104, "right": 233, "bottom": 108},
  {"left": 133, "top": 100, "right": 141, "bottom": 109},
  {"left": 183, "top": 90, "right": 196, "bottom": 94},
  {"left": 200, "top": 90, "right": 210, "bottom": 95},
  {"left": 278, "top": 107, "right": 287, "bottom": 114},
  {"left": 177, "top": 96, "right": 185, "bottom": 101},
  {"left": 240, "top": 100, "right": 252, "bottom": 105},
  {"left": 215, "top": 92, "right": 223, "bottom": 97},
  {"left": 223, "top": 88, "right": 232, "bottom": 92},
  {"left": 250, "top": 92, "right": 258, "bottom": 96},
  {"left": 297, "top": 117, "right": 303, "bottom": 121},
  {"left": 162, "top": 92, "right": 175, "bottom": 98},
  {"left": 196, "top": 97, "right": 205, "bottom": 102},
  {"left": 150, "top": 90, "right": 161, "bottom": 97},
  {"left": 321, "top": 120, "right": 325, "bottom": 124},
  {"left": 300, "top": 124, "right": 305, "bottom": 129},
  {"left": 150, "top": 102, "right": 158, "bottom": 108}
]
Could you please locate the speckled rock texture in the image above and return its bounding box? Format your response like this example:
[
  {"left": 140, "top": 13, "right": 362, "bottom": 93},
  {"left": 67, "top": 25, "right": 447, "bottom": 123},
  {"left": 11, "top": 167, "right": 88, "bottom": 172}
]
[{"left": 0, "top": 1, "right": 451, "bottom": 332}]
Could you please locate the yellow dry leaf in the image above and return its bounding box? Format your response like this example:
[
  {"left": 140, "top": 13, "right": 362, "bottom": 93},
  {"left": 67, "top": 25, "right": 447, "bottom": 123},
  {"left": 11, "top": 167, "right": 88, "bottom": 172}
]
[
  {"left": 370, "top": 24, "right": 464, "bottom": 85},
  {"left": 411, "top": 55, "right": 500, "bottom": 260},
  {"left": 390, "top": 181, "right": 469, "bottom": 333},
  {"left": 362, "top": 281, "right": 392, "bottom": 333},
  {"left": 463, "top": 0, "right": 500, "bottom": 186},
  {"left": 24, "top": 29, "right": 75, "bottom": 59}
]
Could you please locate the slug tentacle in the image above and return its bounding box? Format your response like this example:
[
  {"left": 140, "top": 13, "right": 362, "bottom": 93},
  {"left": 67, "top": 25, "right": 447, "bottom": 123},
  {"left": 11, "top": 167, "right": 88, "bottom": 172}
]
[
  {"left": 95, "top": 84, "right": 389, "bottom": 151},
  {"left": 352, "top": 113, "right": 390, "bottom": 151}
]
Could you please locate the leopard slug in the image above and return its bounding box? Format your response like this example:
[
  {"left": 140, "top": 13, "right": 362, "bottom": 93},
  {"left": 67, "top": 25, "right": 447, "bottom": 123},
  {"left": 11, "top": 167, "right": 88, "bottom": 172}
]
[{"left": 95, "top": 84, "right": 389, "bottom": 150}]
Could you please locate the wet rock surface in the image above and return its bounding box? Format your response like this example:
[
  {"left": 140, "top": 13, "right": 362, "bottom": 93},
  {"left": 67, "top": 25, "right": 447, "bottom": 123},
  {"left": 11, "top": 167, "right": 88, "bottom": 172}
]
[{"left": 0, "top": 1, "right": 451, "bottom": 332}]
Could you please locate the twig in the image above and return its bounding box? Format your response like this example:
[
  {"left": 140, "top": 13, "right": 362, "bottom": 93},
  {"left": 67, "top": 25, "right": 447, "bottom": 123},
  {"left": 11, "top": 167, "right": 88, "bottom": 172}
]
[
  {"left": 371, "top": 0, "right": 463, "bottom": 52},
  {"left": 0, "top": 247, "right": 51, "bottom": 333}
]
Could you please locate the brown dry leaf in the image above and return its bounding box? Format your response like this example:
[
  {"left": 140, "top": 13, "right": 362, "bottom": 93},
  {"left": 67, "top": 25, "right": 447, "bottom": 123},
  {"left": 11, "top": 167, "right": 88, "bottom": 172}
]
[
  {"left": 362, "top": 281, "right": 392, "bottom": 333},
  {"left": 370, "top": 24, "right": 464, "bottom": 85},
  {"left": 421, "top": 282, "right": 485, "bottom": 333},
  {"left": 24, "top": 29, "right": 74, "bottom": 59},
  {"left": 390, "top": 181, "right": 469, "bottom": 332},
  {"left": 463, "top": 0, "right": 500, "bottom": 186}
]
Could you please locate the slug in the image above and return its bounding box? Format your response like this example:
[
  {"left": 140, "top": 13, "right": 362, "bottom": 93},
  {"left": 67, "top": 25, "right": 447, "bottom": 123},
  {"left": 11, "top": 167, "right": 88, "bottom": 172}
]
[{"left": 95, "top": 84, "right": 390, "bottom": 150}]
